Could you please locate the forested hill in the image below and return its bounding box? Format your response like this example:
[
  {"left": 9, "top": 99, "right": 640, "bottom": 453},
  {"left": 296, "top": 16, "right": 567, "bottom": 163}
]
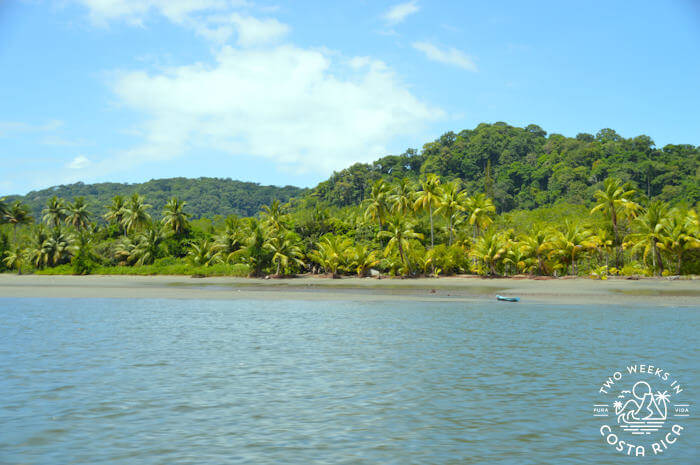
[
  {"left": 315, "top": 122, "right": 699, "bottom": 211},
  {"left": 7, "top": 178, "right": 305, "bottom": 220},
  {"left": 6, "top": 123, "right": 699, "bottom": 220}
]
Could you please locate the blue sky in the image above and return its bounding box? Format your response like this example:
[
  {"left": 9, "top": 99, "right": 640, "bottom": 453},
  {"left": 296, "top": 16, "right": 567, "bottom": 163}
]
[{"left": 1, "top": 0, "right": 699, "bottom": 195}]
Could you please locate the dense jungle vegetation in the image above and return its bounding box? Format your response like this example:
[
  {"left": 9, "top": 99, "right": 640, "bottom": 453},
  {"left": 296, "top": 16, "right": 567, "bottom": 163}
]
[{"left": 1, "top": 122, "right": 698, "bottom": 277}]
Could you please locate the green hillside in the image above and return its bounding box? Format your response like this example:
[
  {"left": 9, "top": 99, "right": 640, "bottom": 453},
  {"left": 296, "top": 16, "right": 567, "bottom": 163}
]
[
  {"left": 315, "top": 122, "right": 699, "bottom": 210},
  {"left": 6, "top": 177, "right": 306, "bottom": 220}
]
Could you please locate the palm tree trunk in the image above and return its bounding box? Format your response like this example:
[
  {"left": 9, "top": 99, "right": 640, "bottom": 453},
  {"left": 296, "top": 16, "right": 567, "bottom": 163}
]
[
  {"left": 429, "top": 205, "right": 434, "bottom": 248},
  {"left": 652, "top": 240, "right": 663, "bottom": 276}
]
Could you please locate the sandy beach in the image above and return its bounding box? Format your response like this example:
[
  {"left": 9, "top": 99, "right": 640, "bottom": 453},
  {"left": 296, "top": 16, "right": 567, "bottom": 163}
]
[{"left": 0, "top": 274, "right": 698, "bottom": 306}]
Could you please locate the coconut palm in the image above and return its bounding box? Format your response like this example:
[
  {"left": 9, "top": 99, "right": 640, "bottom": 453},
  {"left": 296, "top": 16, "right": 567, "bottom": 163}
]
[
  {"left": 3, "top": 247, "right": 26, "bottom": 274},
  {"left": 309, "top": 235, "right": 352, "bottom": 276},
  {"left": 389, "top": 178, "right": 415, "bottom": 215},
  {"left": 5, "top": 201, "right": 33, "bottom": 243},
  {"left": 113, "top": 237, "right": 137, "bottom": 265},
  {"left": 104, "top": 195, "right": 127, "bottom": 234},
  {"left": 214, "top": 216, "right": 243, "bottom": 263},
  {"left": 626, "top": 201, "right": 669, "bottom": 275},
  {"left": 465, "top": 193, "right": 496, "bottom": 239},
  {"left": 469, "top": 231, "right": 507, "bottom": 276},
  {"left": 239, "top": 219, "right": 271, "bottom": 276},
  {"left": 41, "top": 227, "right": 73, "bottom": 267},
  {"left": 162, "top": 197, "right": 190, "bottom": 236},
  {"left": 264, "top": 234, "right": 305, "bottom": 276},
  {"left": 26, "top": 225, "right": 50, "bottom": 269},
  {"left": 436, "top": 180, "right": 466, "bottom": 245},
  {"left": 350, "top": 244, "right": 380, "bottom": 277},
  {"left": 590, "top": 177, "right": 640, "bottom": 267},
  {"left": 364, "top": 180, "right": 391, "bottom": 230},
  {"left": 413, "top": 174, "right": 442, "bottom": 248},
  {"left": 504, "top": 243, "right": 528, "bottom": 276},
  {"left": 550, "top": 221, "right": 594, "bottom": 275},
  {"left": 589, "top": 227, "right": 615, "bottom": 269},
  {"left": 378, "top": 215, "right": 424, "bottom": 275},
  {"left": 131, "top": 224, "right": 167, "bottom": 265},
  {"left": 71, "top": 231, "right": 97, "bottom": 274},
  {"left": 42, "top": 196, "right": 67, "bottom": 228},
  {"left": 658, "top": 209, "right": 700, "bottom": 274},
  {"left": 260, "top": 200, "right": 287, "bottom": 234},
  {"left": 121, "top": 193, "right": 152, "bottom": 234},
  {"left": 519, "top": 225, "right": 553, "bottom": 275},
  {"left": 187, "top": 238, "right": 221, "bottom": 267},
  {"left": 65, "top": 197, "right": 91, "bottom": 231}
]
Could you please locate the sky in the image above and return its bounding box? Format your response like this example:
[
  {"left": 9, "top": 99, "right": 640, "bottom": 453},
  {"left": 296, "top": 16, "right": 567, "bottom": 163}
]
[{"left": 1, "top": 0, "right": 699, "bottom": 195}]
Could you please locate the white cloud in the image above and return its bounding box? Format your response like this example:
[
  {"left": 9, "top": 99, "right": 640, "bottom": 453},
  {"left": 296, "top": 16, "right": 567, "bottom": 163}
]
[
  {"left": 194, "top": 13, "right": 289, "bottom": 46},
  {"left": 75, "top": 0, "right": 241, "bottom": 26},
  {"left": 108, "top": 45, "right": 442, "bottom": 176},
  {"left": 383, "top": 1, "right": 420, "bottom": 26},
  {"left": 412, "top": 41, "right": 477, "bottom": 71},
  {"left": 68, "top": 155, "right": 91, "bottom": 169},
  {"left": 0, "top": 120, "right": 63, "bottom": 137}
]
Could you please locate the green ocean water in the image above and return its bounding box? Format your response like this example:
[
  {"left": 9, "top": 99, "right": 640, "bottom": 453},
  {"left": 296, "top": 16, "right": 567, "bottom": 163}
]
[{"left": 1, "top": 298, "right": 697, "bottom": 464}]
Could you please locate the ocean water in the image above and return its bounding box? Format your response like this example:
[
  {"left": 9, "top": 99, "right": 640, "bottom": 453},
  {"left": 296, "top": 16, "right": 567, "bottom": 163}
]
[{"left": 0, "top": 298, "right": 697, "bottom": 464}]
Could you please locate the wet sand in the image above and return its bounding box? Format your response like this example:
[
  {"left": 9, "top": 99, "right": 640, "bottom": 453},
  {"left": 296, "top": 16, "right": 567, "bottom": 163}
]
[{"left": 0, "top": 274, "right": 698, "bottom": 306}]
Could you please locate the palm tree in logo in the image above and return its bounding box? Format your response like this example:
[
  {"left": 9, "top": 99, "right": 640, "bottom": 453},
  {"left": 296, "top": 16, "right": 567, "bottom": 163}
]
[
  {"left": 613, "top": 401, "right": 626, "bottom": 423},
  {"left": 654, "top": 391, "right": 670, "bottom": 419}
]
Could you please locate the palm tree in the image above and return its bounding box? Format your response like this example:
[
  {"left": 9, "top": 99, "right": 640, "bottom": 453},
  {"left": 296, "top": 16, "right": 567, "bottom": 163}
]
[
  {"left": 519, "top": 225, "right": 553, "bottom": 275},
  {"left": 590, "top": 177, "right": 640, "bottom": 267},
  {"left": 469, "top": 231, "right": 507, "bottom": 276},
  {"left": 465, "top": 193, "right": 496, "bottom": 239},
  {"left": 626, "top": 201, "right": 669, "bottom": 275},
  {"left": 42, "top": 196, "right": 66, "bottom": 228},
  {"left": 436, "top": 179, "right": 466, "bottom": 245},
  {"left": 241, "top": 219, "right": 271, "bottom": 276},
  {"left": 389, "top": 178, "right": 414, "bottom": 215},
  {"left": 41, "top": 227, "right": 73, "bottom": 267},
  {"left": 114, "top": 237, "right": 137, "bottom": 265},
  {"left": 364, "top": 180, "right": 391, "bottom": 230},
  {"left": 27, "top": 225, "right": 50, "bottom": 269},
  {"left": 71, "top": 231, "right": 97, "bottom": 274},
  {"left": 104, "top": 195, "right": 127, "bottom": 234},
  {"left": 3, "top": 247, "right": 26, "bottom": 274},
  {"left": 264, "top": 234, "right": 305, "bottom": 276},
  {"left": 65, "top": 197, "right": 91, "bottom": 231},
  {"left": 187, "top": 238, "right": 221, "bottom": 267},
  {"left": 121, "top": 193, "right": 152, "bottom": 234},
  {"left": 260, "top": 200, "right": 286, "bottom": 234},
  {"left": 132, "top": 224, "right": 167, "bottom": 265},
  {"left": 214, "top": 216, "right": 243, "bottom": 263},
  {"left": 309, "top": 235, "right": 352, "bottom": 276},
  {"left": 589, "top": 227, "right": 615, "bottom": 269},
  {"left": 378, "top": 215, "right": 424, "bottom": 275},
  {"left": 658, "top": 209, "right": 700, "bottom": 274},
  {"left": 550, "top": 221, "right": 593, "bottom": 275},
  {"left": 350, "top": 244, "right": 380, "bottom": 277},
  {"left": 5, "top": 201, "right": 33, "bottom": 243},
  {"left": 413, "top": 174, "right": 442, "bottom": 248},
  {"left": 162, "top": 197, "right": 190, "bottom": 237}
]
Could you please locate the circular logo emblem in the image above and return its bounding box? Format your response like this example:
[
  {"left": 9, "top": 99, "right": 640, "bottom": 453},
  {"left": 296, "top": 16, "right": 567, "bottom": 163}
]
[{"left": 594, "top": 363, "right": 690, "bottom": 456}]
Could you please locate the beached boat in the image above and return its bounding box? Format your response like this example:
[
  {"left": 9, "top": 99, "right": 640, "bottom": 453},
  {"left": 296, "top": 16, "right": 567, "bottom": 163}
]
[{"left": 496, "top": 295, "right": 520, "bottom": 302}]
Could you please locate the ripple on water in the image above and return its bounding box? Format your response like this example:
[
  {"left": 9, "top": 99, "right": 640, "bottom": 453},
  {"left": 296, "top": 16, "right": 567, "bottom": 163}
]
[{"left": 0, "top": 298, "right": 697, "bottom": 464}]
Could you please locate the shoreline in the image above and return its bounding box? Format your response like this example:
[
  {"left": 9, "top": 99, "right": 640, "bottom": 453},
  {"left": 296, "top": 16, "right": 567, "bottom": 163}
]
[{"left": 0, "top": 274, "right": 698, "bottom": 306}]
